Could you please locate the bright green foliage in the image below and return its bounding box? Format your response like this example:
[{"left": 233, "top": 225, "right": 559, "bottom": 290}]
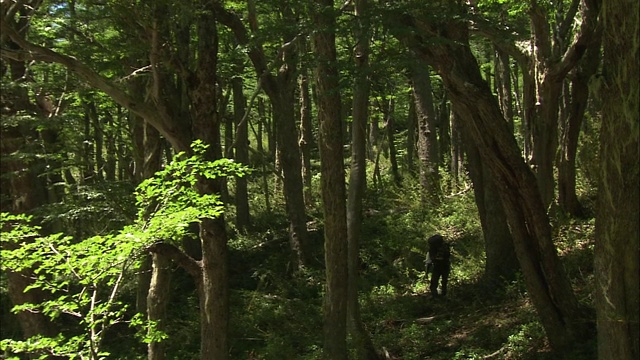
[
  {"left": 1, "top": 213, "right": 135, "bottom": 359},
  {"left": 135, "top": 140, "right": 250, "bottom": 242},
  {"left": 0, "top": 141, "right": 250, "bottom": 359}
]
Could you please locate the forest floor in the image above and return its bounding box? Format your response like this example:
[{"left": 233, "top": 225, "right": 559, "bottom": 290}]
[{"left": 109, "top": 193, "right": 598, "bottom": 360}]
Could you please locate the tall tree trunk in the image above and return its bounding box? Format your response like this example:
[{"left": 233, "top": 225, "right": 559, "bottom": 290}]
[
  {"left": 82, "top": 101, "right": 96, "bottom": 183},
  {"left": 299, "top": 72, "right": 314, "bottom": 206},
  {"left": 449, "top": 110, "right": 463, "bottom": 192},
  {"left": 104, "top": 110, "right": 116, "bottom": 181},
  {"left": 383, "top": 97, "right": 401, "bottom": 185},
  {"left": 391, "top": 12, "right": 588, "bottom": 352},
  {"left": 495, "top": 47, "right": 514, "bottom": 131},
  {"left": 257, "top": 98, "right": 272, "bottom": 213},
  {"left": 0, "top": 9, "right": 59, "bottom": 341},
  {"left": 348, "top": 0, "right": 380, "bottom": 358},
  {"left": 232, "top": 75, "right": 250, "bottom": 232},
  {"left": 406, "top": 89, "right": 417, "bottom": 174},
  {"left": 191, "top": 8, "right": 228, "bottom": 359},
  {"left": 558, "top": 26, "right": 601, "bottom": 217},
  {"left": 142, "top": 119, "right": 170, "bottom": 360},
  {"left": 595, "top": 0, "right": 639, "bottom": 357},
  {"left": 88, "top": 101, "right": 105, "bottom": 181},
  {"left": 463, "top": 127, "right": 519, "bottom": 284},
  {"left": 272, "top": 93, "right": 311, "bottom": 269},
  {"left": 438, "top": 94, "right": 450, "bottom": 169},
  {"left": 411, "top": 64, "right": 441, "bottom": 206},
  {"left": 312, "top": 1, "right": 348, "bottom": 358},
  {"left": 216, "top": 2, "right": 310, "bottom": 269},
  {"left": 368, "top": 111, "right": 379, "bottom": 161},
  {"left": 529, "top": 0, "right": 600, "bottom": 209}
]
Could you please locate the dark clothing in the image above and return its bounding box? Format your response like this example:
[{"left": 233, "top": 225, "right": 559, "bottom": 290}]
[{"left": 426, "top": 235, "right": 451, "bottom": 296}]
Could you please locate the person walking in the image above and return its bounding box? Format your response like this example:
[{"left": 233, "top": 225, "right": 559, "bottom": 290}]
[{"left": 425, "top": 234, "right": 451, "bottom": 297}]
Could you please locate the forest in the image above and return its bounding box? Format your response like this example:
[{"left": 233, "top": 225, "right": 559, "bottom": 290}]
[{"left": 0, "top": 0, "right": 638, "bottom": 359}]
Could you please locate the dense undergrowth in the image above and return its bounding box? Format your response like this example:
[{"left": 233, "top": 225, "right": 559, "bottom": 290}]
[
  {"left": 1, "top": 169, "right": 598, "bottom": 359},
  {"left": 137, "top": 176, "right": 596, "bottom": 359}
]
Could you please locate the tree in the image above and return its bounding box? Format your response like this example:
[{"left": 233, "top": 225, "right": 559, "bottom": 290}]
[
  {"left": 311, "top": 0, "right": 349, "bottom": 358},
  {"left": 1, "top": 214, "right": 140, "bottom": 359},
  {"left": 1, "top": 0, "right": 61, "bottom": 342},
  {"left": 463, "top": 122, "right": 519, "bottom": 284},
  {"left": 410, "top": 63, "right": 441, "bottom": 205},
  {"left": 216, "top": 1, "right": 312, "bottom": 269},
  {"left": 387, "top": 3, "right": 588, "bottom": 352},
  {"left": 473, "top": 0, "right": 600, "bottom": 210},
  {"left": 347, "top": 0, "right": 381, "bottom": 358},
  {"left": 1, "top": 2, "right": 236, "bottom": 358},
  {"left": 594, "top": 0, "right": 639, "bottom": 357}
]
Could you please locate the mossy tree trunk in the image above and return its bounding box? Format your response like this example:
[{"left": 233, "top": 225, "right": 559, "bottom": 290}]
[{"left": 594, "top": 0, "right": 639, "bottom": 357}]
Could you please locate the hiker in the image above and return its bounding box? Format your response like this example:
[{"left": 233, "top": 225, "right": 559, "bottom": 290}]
[{"left": 425, "top": 234, "right": 451, "bottom": 297}]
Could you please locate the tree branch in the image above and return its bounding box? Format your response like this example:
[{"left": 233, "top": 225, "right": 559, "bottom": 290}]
[
  {"left": 549, "top": 0, "right": 601, "bottom": 80},
  {"left": 0, "top": 17, "right": 191, "bottom": 151},
  {"left": 146, "top": 242, "right": 202, "bottom": 280}
]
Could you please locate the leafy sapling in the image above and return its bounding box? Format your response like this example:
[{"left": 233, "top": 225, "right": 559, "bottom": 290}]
[{"left": 1, "top": 141, "right": 251, "bottom": 359}]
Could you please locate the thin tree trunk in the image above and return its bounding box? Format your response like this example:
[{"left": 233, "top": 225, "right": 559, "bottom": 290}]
[
  {"left": 299, "top": 72, "right": 314, "bottom": 206},
  {"left": 384, "top": 97, "right": 401, "bottom": 185},
  {"left": 406, "top": 89, "right": 417, "bottom": 174},
  {"left": 495, "top": 47, "right": 514, "bottom": 131},
  {"left": 104, "top": 110, "right": 116, "bottom": 181},
  {"left": 450, "top": 111, "right": 462, "bottom": 192},
  {"left": 88, "top": 101, "right": 104, "bottom": 181},
  {"left": 558, "top": 25, "right": 601, "bottom": 217},
  {"left": 82, "top": 102, "right": 96, "bottom": 183},
  {"left": 348, "top": 0, "right": 380, "bottom": 358},
  {"left": 142, "top": 119, "right": 169, "bottom": 360},
  {"left": 147, "top": 254, "right": 172, "bottom": 360},
  {"left": 232, "top": 75, "right": 250, "bottom": 231},
  {"left": 257, "top": 98, "right": 272, "bottom": 213}
]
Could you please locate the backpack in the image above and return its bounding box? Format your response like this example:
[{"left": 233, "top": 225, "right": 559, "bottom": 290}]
[
  {"left": 427, "top": 234, "right": 450, "bottom": 264},
  {"left": 431, "top": 242, "right": 450, "bottom": 263}
]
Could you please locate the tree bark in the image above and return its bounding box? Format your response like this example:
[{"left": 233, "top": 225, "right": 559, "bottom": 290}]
[
  {"left": 558, "top": 13, "right": 602, "bottom": 217},
  {"left": 382, "top": 97, "right": 401, "bottom": 185},
  {"left": 232, "top": 75, "right": 250, "bottom": 232},
  {"left": 410, "top": 64, "right": 441, "bottom": 206},
  {"left": 449, "top": 110, "right": 463, "bottom": 192},
  {"left": 312, "top": 1, "right": 349, "bottom": 358},
  {"left": 594, "top": 0, "right": 639, "bottom": 357},
  {"left": 191, "top": 8, "right": 229, "bottom": 359},
  {"left": 463, "top": 126, "right": 519, "bottom": 284},
  {"left": 147, "top": 254, "right": 172, "bottom": 360},
  {"left": 299, "top": 71, "right": 314, "bottom": 206}
]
